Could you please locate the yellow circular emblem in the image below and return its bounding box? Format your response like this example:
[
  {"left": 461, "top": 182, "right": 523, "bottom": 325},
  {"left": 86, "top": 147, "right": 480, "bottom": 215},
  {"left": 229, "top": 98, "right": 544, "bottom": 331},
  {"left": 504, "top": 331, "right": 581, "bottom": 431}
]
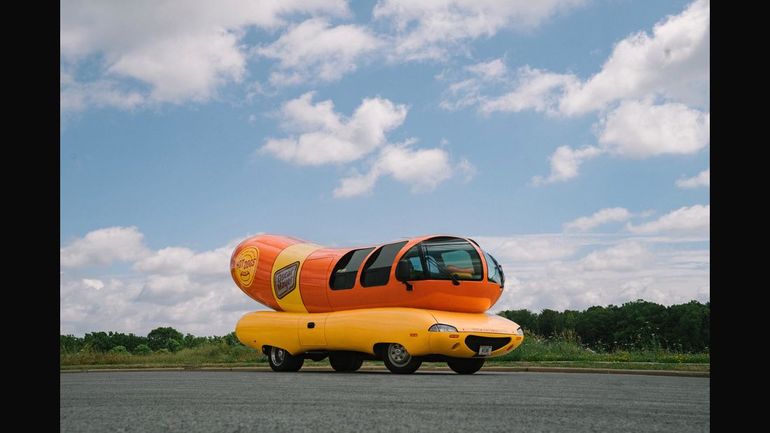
[{"left": 234, "top": 247, "right": 259, "bottom": 287}]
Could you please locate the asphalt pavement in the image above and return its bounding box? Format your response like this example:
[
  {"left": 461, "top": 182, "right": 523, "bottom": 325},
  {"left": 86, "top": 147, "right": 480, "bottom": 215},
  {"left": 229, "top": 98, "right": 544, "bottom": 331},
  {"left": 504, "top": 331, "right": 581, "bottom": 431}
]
[{"left": 60, "top": 370, "right": 709, "bottom": 432}]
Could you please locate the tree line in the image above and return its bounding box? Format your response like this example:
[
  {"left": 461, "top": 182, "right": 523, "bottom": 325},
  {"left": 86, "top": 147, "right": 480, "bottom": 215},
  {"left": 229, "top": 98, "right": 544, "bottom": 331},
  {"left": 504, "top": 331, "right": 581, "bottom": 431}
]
[
  {"left": 60, "top": 326, "right": 243, "bottom": 355},
  {"left": 498, "top": 299, "right": 709, "bottom": 352},
  {"left": 60, "top": 299, "right": 710, "bottom": 355}
]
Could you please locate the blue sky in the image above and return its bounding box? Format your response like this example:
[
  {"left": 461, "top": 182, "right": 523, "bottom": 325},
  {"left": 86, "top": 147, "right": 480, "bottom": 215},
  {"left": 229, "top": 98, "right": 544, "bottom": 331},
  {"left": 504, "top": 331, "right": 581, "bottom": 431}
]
[{"left": 61, "top": 0, "right": 709, "bottom": 336}]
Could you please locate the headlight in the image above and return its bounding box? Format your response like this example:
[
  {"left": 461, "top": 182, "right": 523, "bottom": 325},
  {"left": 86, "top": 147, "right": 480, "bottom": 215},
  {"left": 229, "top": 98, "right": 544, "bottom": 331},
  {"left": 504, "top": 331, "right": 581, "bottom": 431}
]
[
  {"left": 515, "top": 326, "right": 523, "bottom": 336},
  {"left": 428, "top": 324, "right": 458, "bottom": 332}
]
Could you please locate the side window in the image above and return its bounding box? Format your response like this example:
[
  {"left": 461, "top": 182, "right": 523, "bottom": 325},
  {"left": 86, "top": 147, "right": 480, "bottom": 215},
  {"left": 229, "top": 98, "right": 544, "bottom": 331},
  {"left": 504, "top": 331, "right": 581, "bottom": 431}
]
[
  {"left": 399, "top": 245, "right": 425, "bottom": 280},
  {"left": 423, "top": 238, "right": 483, "bottom": 281},
  {"left": 485, "top": 252, "right": 503, "bottom": 286},
  {"left": 329, "top": 248, "right": 374, "bottom": 290},
  {"left": 360, "top": 241, "right": 408, "bottom": 287}
]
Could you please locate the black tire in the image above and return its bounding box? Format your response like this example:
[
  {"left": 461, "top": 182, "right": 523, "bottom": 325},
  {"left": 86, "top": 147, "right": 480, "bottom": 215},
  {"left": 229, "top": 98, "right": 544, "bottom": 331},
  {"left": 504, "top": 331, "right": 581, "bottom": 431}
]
[
  {"left": 382, "top": 343, "right": 422, "bottom": 374},
  {"left": 329, "top": 352, "right": 363, "bottom": 372},
  {"left": 447, "top": 358, "right": 485, "bottom": 374},
  {"left": 267, "top": 346, "right": 304, "bottom": 372}
]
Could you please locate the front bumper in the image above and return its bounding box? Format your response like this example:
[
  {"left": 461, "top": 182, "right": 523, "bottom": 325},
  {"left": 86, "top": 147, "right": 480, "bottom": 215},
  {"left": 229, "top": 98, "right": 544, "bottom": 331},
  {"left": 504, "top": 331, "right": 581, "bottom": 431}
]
[{"left": 428, "top": 331, "right": 524, "bottom": 358}]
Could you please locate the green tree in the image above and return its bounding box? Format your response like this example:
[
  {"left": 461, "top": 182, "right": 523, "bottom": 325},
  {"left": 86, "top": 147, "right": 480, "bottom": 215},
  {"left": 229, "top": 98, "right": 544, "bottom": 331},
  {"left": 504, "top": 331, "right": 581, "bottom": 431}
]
[
  {"left": 663, "top": 301, "right": 709, "bottom": 352},
  {"left": 538, "top": 309, "right": 564, "bottom": 338},
  {"left": 167, "top": 339, "right": 182, "bottom": 352},
  {"left": 109, "top": 345, "right": 129, "bottom": 354},
  {"left": 147, "top": 327, "right": 184, "bottom": 351},
  {"left": 84, "top": 331, "right": 113, "bottom": 352},
  {"left": 575, "top": 305, "right": 618, "bottom": 350},
  {"left": 498, "top": 309, "right": 538, "bottom": 334},
  {"left": 612, "top": 300, "right": 668, "bottom": 350},
  {"left": 60, "top": 335, "right": 84, "bottom": 353},
  {"left": 133, "top": 344, "right": 152, "bottom": 355},
  {"left": 222, "top": 332, "right": 242, "bottom": 346},
  {"left": 108, "top": 332, "right": 147, "bottom": 352}
]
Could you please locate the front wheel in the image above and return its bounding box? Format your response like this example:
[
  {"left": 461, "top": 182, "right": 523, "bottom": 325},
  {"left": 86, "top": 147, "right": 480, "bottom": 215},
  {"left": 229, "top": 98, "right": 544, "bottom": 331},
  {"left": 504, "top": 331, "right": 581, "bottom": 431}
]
[
  {"left": 447, "top": 358, "right": 485, "bottom": 374},
  {"left": 267, "top": 346, "right": 304, "bottom": 372},
  {"left": 383, "top": 343, "right": 422, "bottom": 374},
  {"left": 329, "top": 352, "right": 363, "bottom": 372}
]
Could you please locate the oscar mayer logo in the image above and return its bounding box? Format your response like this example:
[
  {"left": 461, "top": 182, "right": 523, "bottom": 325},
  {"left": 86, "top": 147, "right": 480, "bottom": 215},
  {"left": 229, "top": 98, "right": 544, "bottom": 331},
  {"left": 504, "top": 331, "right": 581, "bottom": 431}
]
[
  {"left": 274, "top": 261, "right": 299, "bottom": 299},
  {"left": 234, "top": 247, "right": 259, "bottom": 287}
]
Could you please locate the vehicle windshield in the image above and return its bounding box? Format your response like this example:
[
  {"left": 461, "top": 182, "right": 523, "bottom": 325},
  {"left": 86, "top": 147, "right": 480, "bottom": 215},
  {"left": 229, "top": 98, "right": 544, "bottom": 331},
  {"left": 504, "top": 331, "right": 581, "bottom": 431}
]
[
  {"left": 400, "top": 237, "right": 483, "bottom": 281},
  {"left": 484, "top": 251, "right": 504, "bottom": 287}
]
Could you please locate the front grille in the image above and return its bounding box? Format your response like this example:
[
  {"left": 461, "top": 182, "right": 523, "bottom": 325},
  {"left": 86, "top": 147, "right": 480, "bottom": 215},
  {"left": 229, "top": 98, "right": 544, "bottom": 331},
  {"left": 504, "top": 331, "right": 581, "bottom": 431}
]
[{"left": 464, "top": 335, "right": 511, "bottom": 352}]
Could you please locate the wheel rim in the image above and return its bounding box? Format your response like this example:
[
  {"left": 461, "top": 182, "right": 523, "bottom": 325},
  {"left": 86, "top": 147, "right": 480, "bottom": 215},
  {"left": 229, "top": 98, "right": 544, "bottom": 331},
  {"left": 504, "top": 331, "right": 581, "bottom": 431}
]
[
  {"left": 388, "top": 343, "right": 411, "bottom": 367},
  {"left": 270, "top": 347, "right": 285, "bottom": 366}
]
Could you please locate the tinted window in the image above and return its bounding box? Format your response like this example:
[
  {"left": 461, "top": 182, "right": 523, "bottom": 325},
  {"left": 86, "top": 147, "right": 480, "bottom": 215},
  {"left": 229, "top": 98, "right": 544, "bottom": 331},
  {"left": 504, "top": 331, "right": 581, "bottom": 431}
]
[
  {"left": 485, "top": 252, "right": 503, "bottom": 286},
  {"left": 423, "top": 238, "right": 483, "bottom": 281},
  {"left": 400, "top": 245, "right": 425, "bottom": 280},
  {"left": 360, "top": 241, "right": 408, "bottom": 287},
  {"left": 330, "top": 248, "right": 374, "bottom": 290}
]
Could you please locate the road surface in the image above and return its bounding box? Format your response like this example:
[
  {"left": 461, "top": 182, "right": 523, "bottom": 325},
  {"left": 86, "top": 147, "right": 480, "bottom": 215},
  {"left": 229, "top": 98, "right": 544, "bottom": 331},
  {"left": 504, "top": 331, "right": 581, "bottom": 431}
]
[{"left": 60, "top": 370, "right": 709, "bottom": 432}]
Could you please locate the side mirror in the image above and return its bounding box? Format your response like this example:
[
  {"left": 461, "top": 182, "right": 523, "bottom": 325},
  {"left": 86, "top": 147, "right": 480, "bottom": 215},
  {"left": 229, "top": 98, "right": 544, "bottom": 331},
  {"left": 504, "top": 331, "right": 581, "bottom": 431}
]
[{"left": 395, "top": 260, "right": 412, "bottom": 282}]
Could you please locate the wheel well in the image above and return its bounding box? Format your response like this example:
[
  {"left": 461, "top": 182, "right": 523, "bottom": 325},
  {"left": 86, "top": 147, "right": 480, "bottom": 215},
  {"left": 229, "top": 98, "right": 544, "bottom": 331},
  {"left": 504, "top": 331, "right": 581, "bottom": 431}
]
[{"left": 373, "top": 343, "right": 389, "bottom": 359}]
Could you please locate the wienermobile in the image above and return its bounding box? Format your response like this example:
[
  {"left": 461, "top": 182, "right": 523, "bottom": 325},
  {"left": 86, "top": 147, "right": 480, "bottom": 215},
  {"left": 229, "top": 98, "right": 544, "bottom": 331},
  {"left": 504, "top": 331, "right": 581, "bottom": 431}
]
[{"left": 231, "top": 234, "right": 524, "bottom": 374}]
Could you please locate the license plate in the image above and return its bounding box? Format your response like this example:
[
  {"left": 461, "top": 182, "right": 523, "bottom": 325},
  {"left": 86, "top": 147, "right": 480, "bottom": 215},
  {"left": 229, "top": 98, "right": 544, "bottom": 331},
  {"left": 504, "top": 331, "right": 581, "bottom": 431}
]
[{"left": 478, "top": 345, "right": 492, "bottom": 356}]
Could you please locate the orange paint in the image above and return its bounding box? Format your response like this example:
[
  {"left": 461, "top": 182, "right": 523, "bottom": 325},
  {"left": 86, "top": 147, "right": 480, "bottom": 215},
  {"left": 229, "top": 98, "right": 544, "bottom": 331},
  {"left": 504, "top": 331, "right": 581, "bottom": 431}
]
[{"left": 230, "top": 234, "right": 505, "bottom": 314}]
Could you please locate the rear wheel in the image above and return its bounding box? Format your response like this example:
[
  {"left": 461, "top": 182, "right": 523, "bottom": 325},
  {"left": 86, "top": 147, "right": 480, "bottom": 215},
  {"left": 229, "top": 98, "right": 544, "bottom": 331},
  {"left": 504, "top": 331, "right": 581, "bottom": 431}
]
[
  {"left": 329, "top": 352, "right": 363, "bottom": 372},
  {"left": 267, "top": 346, "right": 304, "bottom": 372},
  {"left": 383, "top": 343, "right": 422, "bottom": 374},
  {"left": 447, "top": 358, "right": 485, "bottom": 374}
]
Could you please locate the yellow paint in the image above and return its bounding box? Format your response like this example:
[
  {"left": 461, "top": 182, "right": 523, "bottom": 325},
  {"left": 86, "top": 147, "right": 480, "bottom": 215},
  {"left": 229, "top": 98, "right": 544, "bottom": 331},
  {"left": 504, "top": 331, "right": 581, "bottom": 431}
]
[
  {"left": 235, "top": 307, "right": 524, "bottom": 357},
  {"left": 234, "top": 247, "right": 259, "bottom": 287},
  {"left": 270, "top": 243, "right": 320, "bottom": 313}
]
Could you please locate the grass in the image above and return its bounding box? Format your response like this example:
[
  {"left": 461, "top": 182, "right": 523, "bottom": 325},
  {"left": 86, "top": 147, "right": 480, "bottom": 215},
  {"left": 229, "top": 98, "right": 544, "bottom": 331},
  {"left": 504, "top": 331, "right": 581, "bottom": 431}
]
[
  {"left": 60, "top": 334, "right": 709, "bottom": 372},
  {"left": 491, "top": 333, "right": 710, "bottom": 363},
  {"left": 61, "top": 344, "right": 261, "bottom": 367}
]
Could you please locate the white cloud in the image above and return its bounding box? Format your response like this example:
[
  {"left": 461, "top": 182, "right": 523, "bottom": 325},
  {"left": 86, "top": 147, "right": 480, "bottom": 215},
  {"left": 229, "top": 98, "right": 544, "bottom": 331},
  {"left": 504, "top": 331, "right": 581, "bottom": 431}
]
[
  {"left": 261, "top": 92, "right": 408, "bottom": 166},
  {"left": 457, "top": 158, "right": 478, "bottom": 182},
  {"left": 82, "top": 279, "right": 104, "bottom": 291},
  {"left": 60, "top": 76, "right": 145, "bottom": 112},
  {"left": 377, "top": 145, "right": 453, "bottom": 191},
  {"left": 480, "top": 66, "right": 578, "bottom": 115},
  {"left": 474, "top": 235, "right": 578, "bottom": 262},
  {"left": 262, "top": 93, "right": 473, "bottom": 197},
  {"left": 579, "top": 242, "right": 652, "bottom": 271},
  {"left": 564, "top": 207, "right": 632, "bottom": 232},
  {"left": 531, "top": 145, "right": 603, "bottom": 185},
  {"left": 466, "top": 58, "right": 508, "bottom": 80},
  {"left": 61, "top": 272, "right": 257, "bottom": 336},
  {"left": 257, "top": 18, "right": 382, "bottom": 86},
  {"left": 533, "top": 98, "right": 709, "bottom": 184},
  {"left": 439, "top": 58, "right": 511, "bottom": 110},
  {"left": 478, "top": 233, "right": 709, "bottom": 313},
  {"left": 134, "top": 246, "right": 232, "bottom": 276},
  {"left": 60, "top": 0, "right": 350, "bottom": 109},
  {"left": 598, "top": 99, "right": 710, "bottom": 158},
  {"left": 373, "top": 0, "right": 587, "bottom": 61},
  {"left": 61, "top": 226, "right": 151, "bottom": 268},
  {"left": 440, "top": 78, "right": 484, "bottom": 111},
  {"left": 333, "top": 144, "right": 459, "bottom": 197},
  {"left": 627, "top": 204, "right": 709, "bottom": 235},
  {"left": 60, "top": 229, "right": 257, "bottom": 336},
  {"left": 333, "top": 169, "right": 382, "bottom": 198},
  {"left": 454, "top": 0, "right": 710, "bottom": 116},
  {"left": 559, "top": 0, "right": 710, "bottom": 115},
  {"left": 677, "top": 169, "right": 710, "bottom": 188},
  {"left": 442, "top": 1, "right": 710, "bottom": 185}
]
